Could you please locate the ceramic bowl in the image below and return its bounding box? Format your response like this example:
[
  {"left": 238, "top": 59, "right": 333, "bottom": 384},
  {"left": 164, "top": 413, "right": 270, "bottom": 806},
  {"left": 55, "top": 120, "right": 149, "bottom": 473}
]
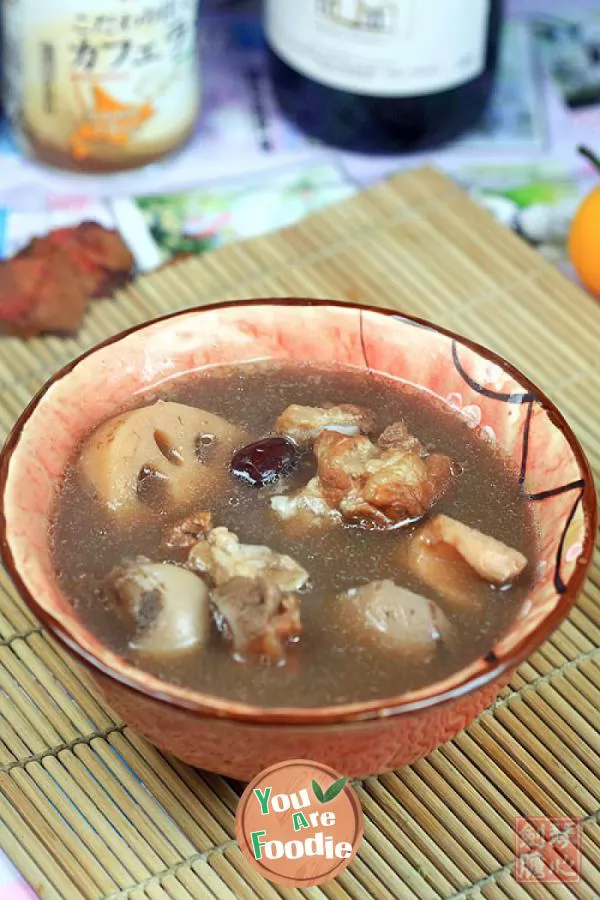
[{"left": 0, "top": 300, "right": 596, "bottom": 780}]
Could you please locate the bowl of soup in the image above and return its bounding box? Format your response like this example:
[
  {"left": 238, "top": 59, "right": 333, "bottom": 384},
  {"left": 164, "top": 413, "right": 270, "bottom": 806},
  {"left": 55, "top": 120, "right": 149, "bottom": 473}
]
[{"left": 0, "top": 300, "right": 595, "bottom": 780}]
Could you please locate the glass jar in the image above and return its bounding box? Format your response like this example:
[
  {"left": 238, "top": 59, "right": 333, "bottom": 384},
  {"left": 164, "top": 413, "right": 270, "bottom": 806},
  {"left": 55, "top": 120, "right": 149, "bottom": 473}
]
[{"left": 1, "top": 0, "right": 201, "bottom": 173}]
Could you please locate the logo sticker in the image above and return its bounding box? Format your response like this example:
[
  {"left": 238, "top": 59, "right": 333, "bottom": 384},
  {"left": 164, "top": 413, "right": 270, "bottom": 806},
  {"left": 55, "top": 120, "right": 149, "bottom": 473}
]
[{"left": 236, "top": 759, "right": 364, "bottom": 887}]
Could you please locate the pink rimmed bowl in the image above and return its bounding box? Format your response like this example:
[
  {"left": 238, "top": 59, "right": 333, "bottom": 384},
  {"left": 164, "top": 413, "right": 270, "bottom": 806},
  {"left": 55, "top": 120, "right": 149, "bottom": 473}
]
[{"left": 0, "top": 300, "right": 596, "bottom": 780}]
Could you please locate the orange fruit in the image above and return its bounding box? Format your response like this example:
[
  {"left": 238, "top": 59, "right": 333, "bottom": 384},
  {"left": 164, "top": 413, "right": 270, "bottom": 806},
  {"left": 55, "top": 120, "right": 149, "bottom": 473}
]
[
  {"left": 569, "top": 147, "right": 600, "bottom": 297},
  {"left": 569, "top": 187, "right": 600, "bottom": 297}
]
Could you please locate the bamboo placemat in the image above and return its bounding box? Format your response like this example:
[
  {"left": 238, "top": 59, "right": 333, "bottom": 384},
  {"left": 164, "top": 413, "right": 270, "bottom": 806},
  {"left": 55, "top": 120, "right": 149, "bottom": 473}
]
[{"left": 0, "top": 166, "right": 599, "bottom": 900}]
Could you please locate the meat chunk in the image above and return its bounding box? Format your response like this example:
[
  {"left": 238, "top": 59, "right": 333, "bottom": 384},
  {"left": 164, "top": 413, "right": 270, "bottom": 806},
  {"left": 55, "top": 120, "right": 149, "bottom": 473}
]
[
  {"left": 184, "top": 523, "right": 307, "bottom": 664},
  {"left": 271, "top": 420, "right": 451, "bottom": 530},
  {"left": 80, "top": 402, "right": 244, "bottom": 517},
  {"left": 411, "top": 515, "right": 528, "bottom": 584},
  {"left": 275, "top": 403, "right": 374, "bottom": 444},
  {"left": 164, "top": 510, "right": 213, "bottom": 551},
  {"left": 212, "top": 576, "right": 302, "bottom": 662},
  {"left": 339, "top": 580, "right": 449, "bottom": 658},
  {"left": 407, "top": 514, "right": 528, "bottom": 609},
  {"left": 270, "top": 476, "right": 340, "bottom": 531},
  {"left": 107, "top": 560, "right": 211, "bottom": 656},
  {"left": 187, "top": 525, "right": 309, "bottom": 592},
  {"left": 314, "top": 432, "right": 376, "bottom": 506},
  {"left": 377, "top": 421, "right": 422, "bottom": 452},
  {"left": 314, "top": 426, "right": 451, "bottom": 527},
  {"left": 0, "top": 222, "right": 134, "bottom": 336}
]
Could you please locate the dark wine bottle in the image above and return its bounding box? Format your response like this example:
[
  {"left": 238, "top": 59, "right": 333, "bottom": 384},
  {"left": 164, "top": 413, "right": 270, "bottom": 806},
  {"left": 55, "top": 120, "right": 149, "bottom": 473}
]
[{"left": 265, "top": 0, "right": 503, "bottom": 154}]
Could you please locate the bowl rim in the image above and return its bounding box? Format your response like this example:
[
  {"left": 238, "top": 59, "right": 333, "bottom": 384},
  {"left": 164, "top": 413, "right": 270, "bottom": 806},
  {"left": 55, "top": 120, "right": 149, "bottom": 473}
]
[{"left": 0, "top": 297, "right": 596, "bottom": 727}]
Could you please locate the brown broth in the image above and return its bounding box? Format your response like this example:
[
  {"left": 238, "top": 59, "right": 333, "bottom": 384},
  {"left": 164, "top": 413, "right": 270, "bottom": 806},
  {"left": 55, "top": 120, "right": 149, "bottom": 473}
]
[{"left": 50, "top": 363, "right": 538, "bottom": 707}]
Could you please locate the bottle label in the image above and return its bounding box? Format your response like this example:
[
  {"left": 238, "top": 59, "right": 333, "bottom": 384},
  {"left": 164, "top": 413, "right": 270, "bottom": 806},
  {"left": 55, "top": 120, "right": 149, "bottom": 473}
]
[
  {"left": 2, "top": 0, "right": 200, "bottom": 166},
  {"left": 266, "top": 0, "right": 491, "bottom": 97}
]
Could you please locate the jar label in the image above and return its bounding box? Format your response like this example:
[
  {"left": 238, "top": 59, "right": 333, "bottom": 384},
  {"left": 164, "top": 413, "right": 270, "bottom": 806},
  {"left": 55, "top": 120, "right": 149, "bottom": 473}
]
[
  {"left": 266, "top": 0, "right": 491, "bottom": 97},
  {"left": 2, "top": 0, "right": 200, "bottom": 167}
]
